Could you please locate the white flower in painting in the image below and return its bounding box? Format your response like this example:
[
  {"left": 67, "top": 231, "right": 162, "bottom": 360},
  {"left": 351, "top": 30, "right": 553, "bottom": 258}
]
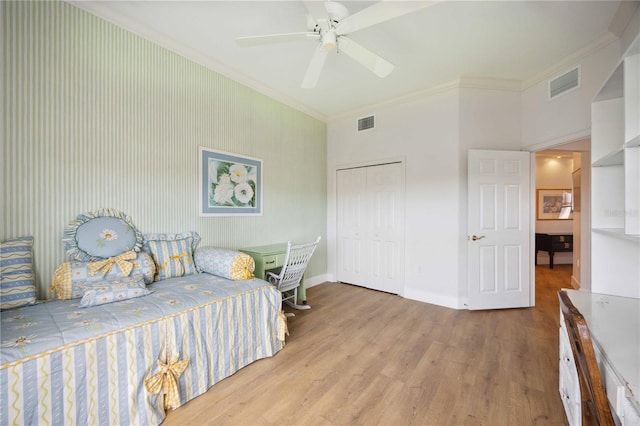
[
  {"left": 229, "top": 164, "right": 248, "bottom": 183},
  {"left": 100, "top": 229, "right": 118, "bottom": 241},
  {"left": 213, "top": 183, "right": 234, "bottom": 204},
  {"left": 234, "top": 183, "right": 254, "bottom": 204},
  {"left": 219, "top": 173, "right": 232, "bottom": 185}
]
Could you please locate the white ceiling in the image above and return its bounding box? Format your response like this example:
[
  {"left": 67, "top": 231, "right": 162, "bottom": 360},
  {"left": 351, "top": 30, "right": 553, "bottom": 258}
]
[{"left": 72, "top": 1, "right": 625, "bottom": 121}]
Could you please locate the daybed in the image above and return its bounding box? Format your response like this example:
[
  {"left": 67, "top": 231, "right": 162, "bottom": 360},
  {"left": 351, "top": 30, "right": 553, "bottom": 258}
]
[{"left": 0, "top": 209, "right": 285, "bottom": 425}]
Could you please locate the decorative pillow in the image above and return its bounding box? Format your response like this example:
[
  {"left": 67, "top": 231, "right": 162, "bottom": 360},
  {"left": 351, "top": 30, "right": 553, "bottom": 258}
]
[
  {"left": 79, "top": 274, "right": 150, "bottom": 308},
  {"left": 144, "top": 232, "right": 200, "bottom": 281},
  {"left": 63, "top": 208, "right": 144, "bottom": 262},
  {"left": 50, "top": 251, "right": 156, "bottom": 300},
  {"left": 194, "top": 247, "right": 255, "bottom": 280},
  {"left": 0, "top": 236, "right": 37, "bottom": 310}
]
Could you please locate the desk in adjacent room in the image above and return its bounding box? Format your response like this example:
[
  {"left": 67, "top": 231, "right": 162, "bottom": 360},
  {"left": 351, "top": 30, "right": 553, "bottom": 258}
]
[
  {"left": 535, "top": 232, "right": 573, "bottom": 268},
  {"left": 239, "top": 243, "right": 307, "bottom": 305}
]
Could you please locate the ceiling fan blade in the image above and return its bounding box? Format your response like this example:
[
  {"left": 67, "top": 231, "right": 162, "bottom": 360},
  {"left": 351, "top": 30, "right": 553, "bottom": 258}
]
[
  {"left": 338, "top": 36, "right": 394, "bottom": 78},
  {"left": 303, "top": 1, "right": 326, "bottom": 26},
  {"left": 236, "top": 32, "right": 319, "bottom": 47},
  {"left": 301, "top": 44, "right": 329, "bottom": 89},
  {"left": 335, "top": 1, "right": 439, "bottom": 36}
]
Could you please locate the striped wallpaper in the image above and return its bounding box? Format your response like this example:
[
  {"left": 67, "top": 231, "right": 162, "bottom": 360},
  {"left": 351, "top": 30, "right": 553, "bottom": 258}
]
[{"left": 1, "top": 1, "right": 327, "bottom": 298}]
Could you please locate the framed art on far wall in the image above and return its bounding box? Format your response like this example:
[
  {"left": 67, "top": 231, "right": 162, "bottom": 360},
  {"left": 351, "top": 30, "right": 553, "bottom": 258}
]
[
  {"left": 199, "top": 147, "right": 262, "bottom": 216},
  {"left": 537, "top": 188, "right": 572, "bottom": 220}
]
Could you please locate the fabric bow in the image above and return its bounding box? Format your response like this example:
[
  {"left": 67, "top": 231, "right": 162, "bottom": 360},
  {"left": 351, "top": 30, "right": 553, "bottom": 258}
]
[
  {"left": 277, "top": 310, "right": 289, "bottom": 344},
  {"left": 87, "top": 250, "right": 137, "bottom": 276},
  {"left": 144, "top": 353, "right": 190, "bottom": 410}
]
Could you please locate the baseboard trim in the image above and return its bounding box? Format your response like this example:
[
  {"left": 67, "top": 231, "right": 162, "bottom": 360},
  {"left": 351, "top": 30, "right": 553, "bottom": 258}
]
[
  {"left": 304, "top": 274, "right": 331, "bottom": 288},
  {"left": 403, "top": 288, "right": 465, "bottom": 310},
  {"left": 570, "top": 275, "right": 581, "bottom": 290}
]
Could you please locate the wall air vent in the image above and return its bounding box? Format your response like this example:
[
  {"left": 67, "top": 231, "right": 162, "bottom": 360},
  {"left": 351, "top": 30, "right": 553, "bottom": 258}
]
[
  {"left": 549, "top": 66, "right": 580, "bottom": 100},
  {"left": 357, "top": 115, "right": 375, "bottom": 131}
]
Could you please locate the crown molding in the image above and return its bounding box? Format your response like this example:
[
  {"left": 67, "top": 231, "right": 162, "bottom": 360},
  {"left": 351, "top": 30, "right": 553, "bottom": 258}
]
[
  {"left": 66, "top": 1, "right": 328, "bottom": 123},
  {"left": 328, "top": 76, "right": 524, "bottom": 122},
  {"left": 65, "top": 1, "right": 622, "bottom": 126},
  {"left": 328, "top": 79, "right": 460, "bottom": 122},
  {"left": 457, "top": 76, "right": 522, "bottom": 92},
  {"left": 521, "top": 32, "right": 619, "bottom": 91}
]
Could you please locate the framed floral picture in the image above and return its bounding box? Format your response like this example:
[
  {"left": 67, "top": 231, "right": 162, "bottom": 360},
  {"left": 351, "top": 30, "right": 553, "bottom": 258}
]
[{"left": 199, "top": 147, "right": 262, "bottom": 216}]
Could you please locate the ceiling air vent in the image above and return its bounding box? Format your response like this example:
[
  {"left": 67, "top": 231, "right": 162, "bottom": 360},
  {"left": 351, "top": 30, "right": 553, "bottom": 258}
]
[
  {"left": 357, "top": 115, "right": 375, "bottom": 131},
  {"left": 549, "top": 66, "right": 580, "bottom": 100}
]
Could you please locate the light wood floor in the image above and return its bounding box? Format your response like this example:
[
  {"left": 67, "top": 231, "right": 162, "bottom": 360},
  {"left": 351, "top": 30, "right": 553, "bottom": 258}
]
[{"left": 164, "top": 265, "right": 573, "bottom": 425}]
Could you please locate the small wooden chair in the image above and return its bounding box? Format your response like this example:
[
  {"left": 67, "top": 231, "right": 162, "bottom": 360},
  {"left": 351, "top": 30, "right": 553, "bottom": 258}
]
[
  {"left": 558, "top": 291, "right": 615, "bottom": 426},
  {"left": 266, "top": 236, "right": 321, "bottom": 317}
]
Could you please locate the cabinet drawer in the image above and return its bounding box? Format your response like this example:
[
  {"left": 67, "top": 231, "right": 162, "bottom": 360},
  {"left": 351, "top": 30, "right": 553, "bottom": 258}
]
[
  {"left": 620, "top": 395, "right": 640, "bottom": 425},
  {"left": 559, "top": 322, "right": 581, "bottom": 426},
  {"left": 262, "top": 254, "right": 285, "bottom": 269},
  {"left": 553, "top": 242, "right": 573, "bottom": 250},
  {"left": 553, "top": 235, "right": 573, "bottom": 243},
  {"left": 263, "top": 255, "right": 279, "bottom": 269}
]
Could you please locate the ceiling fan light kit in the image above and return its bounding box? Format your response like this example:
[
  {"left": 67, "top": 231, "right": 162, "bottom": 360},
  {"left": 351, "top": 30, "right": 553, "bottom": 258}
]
[
  {"left": 322, "top": 30, "right": 337, "bottom": 51},
  {"left": 236, "top": 1, "right": 435, "bottom": 88}
]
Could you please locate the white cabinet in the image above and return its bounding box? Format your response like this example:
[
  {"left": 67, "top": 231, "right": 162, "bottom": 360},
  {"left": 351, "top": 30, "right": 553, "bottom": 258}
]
[
  {"left": 559, "top": 311, "right": 581, "bottom": 426},
  {"left": 560, "top": 290, "right": 640, "bottom": 425},
  {"left": 591, "top": 34, "right": 640, "bottom": 299}
]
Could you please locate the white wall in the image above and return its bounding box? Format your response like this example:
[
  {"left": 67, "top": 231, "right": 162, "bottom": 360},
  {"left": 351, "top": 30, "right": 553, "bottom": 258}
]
[
  {"left": 326, "top": 13, "right": 637, "bottom": 310},
  {"left": 458, "top": 88, "right": 522, "bottom": 302},
  {"left": 521, "top": 40, "right": 622, "bottom": 151},
  {"left": 328, "top": 90, "right": 461, "bottom": 308},
  {"left": 328, "top": 87, "right": 522, "bottom": 309}
]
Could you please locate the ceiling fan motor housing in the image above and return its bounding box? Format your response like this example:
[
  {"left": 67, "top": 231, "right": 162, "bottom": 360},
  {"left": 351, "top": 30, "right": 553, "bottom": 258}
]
[{"left": 325, "top": 1, "right": 350, "bottom": 22}]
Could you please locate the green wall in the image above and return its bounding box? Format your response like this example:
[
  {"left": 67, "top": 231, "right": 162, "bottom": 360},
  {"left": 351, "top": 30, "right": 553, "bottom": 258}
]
[{"left": 1, "top": 1, "right": 327, "bottom": 298}]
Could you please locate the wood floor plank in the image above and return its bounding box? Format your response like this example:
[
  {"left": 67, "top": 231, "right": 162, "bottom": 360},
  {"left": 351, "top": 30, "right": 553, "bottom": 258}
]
[{"left": 164, "top": 265, "right": 572, "bottom": 425}]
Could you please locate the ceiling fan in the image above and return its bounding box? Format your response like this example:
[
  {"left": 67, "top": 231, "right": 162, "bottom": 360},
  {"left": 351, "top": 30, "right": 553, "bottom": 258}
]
[{"left": 236, "top": 1, "right": 437, "bottom": 88}]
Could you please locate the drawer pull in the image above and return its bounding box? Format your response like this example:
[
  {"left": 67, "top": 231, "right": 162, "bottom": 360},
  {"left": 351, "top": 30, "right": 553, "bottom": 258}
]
[{"left": 265, "top": 260, "right": 276, "bottom": 265}]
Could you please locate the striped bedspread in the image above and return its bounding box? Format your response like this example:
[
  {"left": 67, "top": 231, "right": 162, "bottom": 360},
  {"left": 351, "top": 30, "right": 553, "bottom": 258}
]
[{"left": 0, "top": 273, "right": 283, "bottom": 425}]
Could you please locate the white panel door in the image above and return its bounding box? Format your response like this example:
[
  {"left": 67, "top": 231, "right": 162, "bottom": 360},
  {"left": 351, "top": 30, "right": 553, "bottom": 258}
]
[
  {"left": 368, "top": 163, "right": 404, "bottom": 293},
  {"left": 337, "top": 167, "right": 368, "bottom": 287},
  {"left": 337, "top": 163, "right": 404, "bottom": 294},
  {"left": 468, "top": 150, "right": 531, "bottom": 310}
]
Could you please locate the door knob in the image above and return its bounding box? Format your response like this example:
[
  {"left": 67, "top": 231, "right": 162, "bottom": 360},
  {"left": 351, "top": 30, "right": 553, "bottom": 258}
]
[{"left": 471, "top": 235, "right": 485, "bottom": 241}]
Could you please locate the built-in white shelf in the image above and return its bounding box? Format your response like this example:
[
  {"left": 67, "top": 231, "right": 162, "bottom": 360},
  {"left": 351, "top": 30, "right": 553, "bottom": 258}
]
[
  {"left": 626, "top": 134, "right": 640, "bottom": 148},
  {"left": 591, "top": 33, "right": 640, "bottom": 299},
  {"left": 593, "top": 63, "right": 623, "bottom": 102},
  {"left": 592, "top": 227, "right": 640, "bottom": 242},
  {"left": 592, "top": 148, "right": 624, "bottom": 167}
]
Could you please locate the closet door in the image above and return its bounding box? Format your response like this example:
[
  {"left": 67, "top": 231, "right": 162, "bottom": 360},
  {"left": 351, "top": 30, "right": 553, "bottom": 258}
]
[{"left": 337, "top": 163, "right": 404, "bottom": 294}]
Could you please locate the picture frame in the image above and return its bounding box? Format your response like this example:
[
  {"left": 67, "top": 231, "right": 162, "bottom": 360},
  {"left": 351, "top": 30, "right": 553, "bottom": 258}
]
[
  {"left": 199, "top": 147, "right": 262, "bottom": 216},
  {"left": 537, "top": 188, "right": 572, "bottom": 220},
  {"left": 572, "top": 169, "right": 581, "bottom": 213}
]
